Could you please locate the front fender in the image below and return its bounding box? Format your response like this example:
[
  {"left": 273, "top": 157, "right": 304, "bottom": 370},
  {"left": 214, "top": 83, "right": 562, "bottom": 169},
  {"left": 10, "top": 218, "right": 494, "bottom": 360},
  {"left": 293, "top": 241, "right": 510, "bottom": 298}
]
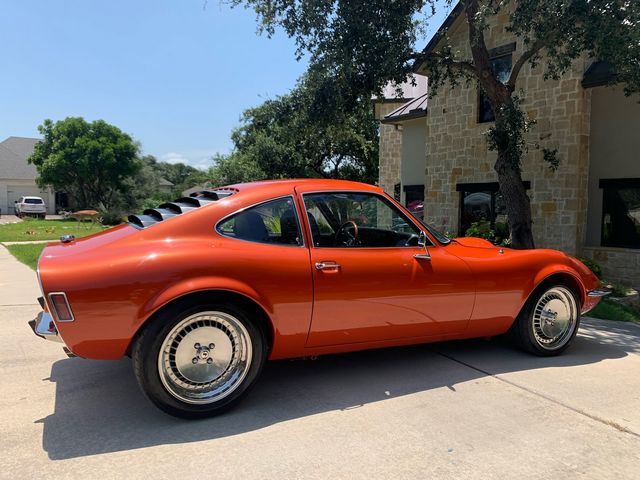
[{"left": 532, "top": 264, "right": 587, "bottom": 305}]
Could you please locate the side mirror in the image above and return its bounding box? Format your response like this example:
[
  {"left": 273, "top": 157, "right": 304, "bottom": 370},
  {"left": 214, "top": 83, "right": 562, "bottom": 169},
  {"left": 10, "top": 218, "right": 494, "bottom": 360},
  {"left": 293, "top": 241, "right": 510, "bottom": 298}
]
[
  {"left": 417, "top": 231, "right": 426, "bottom": 248},
  {"left": 414, "top": 231, "right": 431, "bottom": 261}
]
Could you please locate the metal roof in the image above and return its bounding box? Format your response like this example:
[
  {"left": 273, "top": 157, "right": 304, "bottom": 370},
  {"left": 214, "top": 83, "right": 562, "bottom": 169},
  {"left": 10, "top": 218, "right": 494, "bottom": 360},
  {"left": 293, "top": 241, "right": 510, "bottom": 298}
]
[{"left": 380, "top": 93, "right": 428, "bottom": 124}]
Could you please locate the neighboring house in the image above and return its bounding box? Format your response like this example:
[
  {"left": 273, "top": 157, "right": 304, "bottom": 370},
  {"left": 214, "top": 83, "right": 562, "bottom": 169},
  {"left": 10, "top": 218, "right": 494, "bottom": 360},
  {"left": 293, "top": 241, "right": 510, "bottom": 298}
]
[
  {"left": 375, "top": 4, "right": 640, "bottom": 285},
  {"left": 0, "top": 136, "right": 56, "bottom": 215},
  {"left": 182, "top": 184, "right": 207, "bottom": 197},
  {"left": 158, "top": 177, "right": 174, "bottom": 194}
]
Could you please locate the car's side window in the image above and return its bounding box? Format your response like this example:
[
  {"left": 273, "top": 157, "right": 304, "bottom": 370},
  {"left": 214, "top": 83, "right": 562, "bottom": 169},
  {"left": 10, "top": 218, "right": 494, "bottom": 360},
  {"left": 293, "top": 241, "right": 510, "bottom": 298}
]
[
  {"left": 217, "top": 196, "right": 303, "bottom": 246},
  {"left": 303, "top": 192, "right": 424, "bottom": 248}
]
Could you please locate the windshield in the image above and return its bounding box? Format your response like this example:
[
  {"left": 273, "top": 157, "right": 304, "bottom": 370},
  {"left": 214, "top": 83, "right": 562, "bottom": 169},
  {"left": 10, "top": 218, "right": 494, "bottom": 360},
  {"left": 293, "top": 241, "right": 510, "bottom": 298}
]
[{"left": 25, "top": 198, "right": 43, "bottom": 204}]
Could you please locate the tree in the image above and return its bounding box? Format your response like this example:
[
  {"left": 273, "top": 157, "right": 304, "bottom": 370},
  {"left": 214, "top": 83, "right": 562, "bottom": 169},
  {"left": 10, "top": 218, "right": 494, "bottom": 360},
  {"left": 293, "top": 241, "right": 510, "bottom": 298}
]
[
  {"left": 206, "top": 153, "right": 268, "bottom": 186},
  {"left": 29, "top": 117, "right": 141, "bottom": 209},
  {"left": 233, "top": 0, "right": 640, "bottom": 249},
  {"left": 154, "top": 161, "right": 203, "bottom": 193},
  {"left": 228, "top": 71, "right": 379, "bottom": 183}
]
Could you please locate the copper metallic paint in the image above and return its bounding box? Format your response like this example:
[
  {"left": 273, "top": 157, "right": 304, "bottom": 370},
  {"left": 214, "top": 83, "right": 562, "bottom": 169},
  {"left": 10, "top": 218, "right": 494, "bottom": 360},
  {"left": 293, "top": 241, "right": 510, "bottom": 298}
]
[{"left": 36, "top": 179, "right": 603, "bottom": 360}]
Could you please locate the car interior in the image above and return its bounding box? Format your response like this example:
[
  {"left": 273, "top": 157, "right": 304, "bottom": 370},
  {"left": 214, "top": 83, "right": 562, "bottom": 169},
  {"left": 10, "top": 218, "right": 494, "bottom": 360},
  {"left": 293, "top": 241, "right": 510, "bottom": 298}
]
[{"left": 218, "top": 192, "right": 422, "bottom": 248}]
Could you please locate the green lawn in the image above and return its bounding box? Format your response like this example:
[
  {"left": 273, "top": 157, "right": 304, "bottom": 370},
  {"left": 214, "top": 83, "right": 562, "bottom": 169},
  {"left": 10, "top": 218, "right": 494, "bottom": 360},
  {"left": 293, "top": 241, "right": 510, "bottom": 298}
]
[
  {"left": 587, "top": 297, "right": 640, "bottom": 324},
  {"left": 0, "top": 218, "right": 105, "bottom": 242},
  {"left": 5, "top": 243, "right": 46, "bottom": 270}
]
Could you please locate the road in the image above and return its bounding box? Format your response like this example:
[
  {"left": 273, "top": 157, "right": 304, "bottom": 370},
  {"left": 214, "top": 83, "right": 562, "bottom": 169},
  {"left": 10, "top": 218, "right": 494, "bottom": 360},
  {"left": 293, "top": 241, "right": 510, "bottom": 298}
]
[{"left": 1, "top": 245, "right": 639, "bottom": 479}]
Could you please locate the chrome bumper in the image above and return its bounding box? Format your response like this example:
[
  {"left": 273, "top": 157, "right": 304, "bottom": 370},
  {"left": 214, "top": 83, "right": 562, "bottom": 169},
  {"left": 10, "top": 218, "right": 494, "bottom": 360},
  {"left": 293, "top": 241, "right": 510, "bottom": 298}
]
[
  {"left": 28, "top": 311, "right": 63, "bottom": 344},
  {"left": 587, "top": 288, "right": 612, "bottom": 297}
]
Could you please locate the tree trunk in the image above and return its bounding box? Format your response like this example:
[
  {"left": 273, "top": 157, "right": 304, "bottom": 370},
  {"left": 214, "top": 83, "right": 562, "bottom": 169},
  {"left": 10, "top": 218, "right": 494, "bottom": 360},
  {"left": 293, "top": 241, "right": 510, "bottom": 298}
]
[
  {"left": 494, "top": 152, "right": 535, "bottom": 249},
  {"left": 464, "top": 0, "right": 536, "bottom": 249}
]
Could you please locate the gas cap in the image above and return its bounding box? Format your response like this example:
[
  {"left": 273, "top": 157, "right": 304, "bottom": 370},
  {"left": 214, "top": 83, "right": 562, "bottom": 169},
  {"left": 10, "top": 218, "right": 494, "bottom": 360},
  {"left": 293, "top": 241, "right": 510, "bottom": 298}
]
[{"left": 60, "top": 234, "right": 75, "bottom": 243}]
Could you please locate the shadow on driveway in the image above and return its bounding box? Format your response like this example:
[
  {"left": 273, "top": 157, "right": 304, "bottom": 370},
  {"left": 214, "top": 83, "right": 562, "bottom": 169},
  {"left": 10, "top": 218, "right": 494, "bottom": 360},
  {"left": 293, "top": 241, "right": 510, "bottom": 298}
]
[{"left": 37, "top": 319, "right": 638, "bottom": 460}]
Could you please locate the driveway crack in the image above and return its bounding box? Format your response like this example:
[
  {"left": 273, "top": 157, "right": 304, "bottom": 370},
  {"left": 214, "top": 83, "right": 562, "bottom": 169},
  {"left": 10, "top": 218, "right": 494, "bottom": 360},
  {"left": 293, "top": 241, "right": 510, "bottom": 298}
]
[{"left": 434, "top": 350, "right": 640, "bottom": 439}]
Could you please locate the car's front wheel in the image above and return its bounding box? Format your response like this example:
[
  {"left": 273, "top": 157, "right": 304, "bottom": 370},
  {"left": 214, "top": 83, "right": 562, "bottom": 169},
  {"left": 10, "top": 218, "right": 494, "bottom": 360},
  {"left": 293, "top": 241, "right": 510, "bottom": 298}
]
[
  {"left": 132, "top": 302, "right": 267, "bottom": 418},
  {"left": 510, "top": 284, "right": 580, "bottom": 356}
]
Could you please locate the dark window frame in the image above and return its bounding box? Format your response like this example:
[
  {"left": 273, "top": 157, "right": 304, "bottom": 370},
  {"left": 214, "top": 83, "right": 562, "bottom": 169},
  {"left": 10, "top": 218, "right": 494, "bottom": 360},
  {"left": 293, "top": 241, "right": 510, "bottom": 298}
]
[
  {"left": 477, "top": 43, "right": 516, "bottom": 124},
  {"left": 457, "top": 181, "right": 531, "bottom": 235},
  {"left": 599, "top": 178, "right": 640, "bottom": 249}
]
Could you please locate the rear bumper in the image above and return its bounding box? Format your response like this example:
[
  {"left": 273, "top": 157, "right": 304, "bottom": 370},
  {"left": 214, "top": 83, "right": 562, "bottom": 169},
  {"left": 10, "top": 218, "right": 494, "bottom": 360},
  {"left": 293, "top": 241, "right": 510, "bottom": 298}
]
[{"left": 28, "top": 311, "right": 63, "bottom": 344}]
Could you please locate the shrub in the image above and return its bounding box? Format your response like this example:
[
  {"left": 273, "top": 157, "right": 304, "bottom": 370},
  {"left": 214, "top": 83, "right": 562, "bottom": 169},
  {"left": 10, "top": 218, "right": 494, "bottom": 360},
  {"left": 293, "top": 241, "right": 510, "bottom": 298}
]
[
  {"left": 140, "top": 192, "right": 173, "bottom": 211},
  {"left": 579, "top": 257, "right": 603, "bottom": 279},
  {"left": 465, "top": 222, "right": 496, "bottom": 243},
  {"left": 96, "top": 203, "right": 126, "bottom": 226}
]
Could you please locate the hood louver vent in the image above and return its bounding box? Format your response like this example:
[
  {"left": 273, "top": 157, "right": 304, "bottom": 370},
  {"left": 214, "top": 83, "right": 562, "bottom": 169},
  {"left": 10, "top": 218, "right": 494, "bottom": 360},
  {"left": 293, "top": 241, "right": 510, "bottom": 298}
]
[{"left": 128, "top": 189, "right": 237, "bottom": 229}]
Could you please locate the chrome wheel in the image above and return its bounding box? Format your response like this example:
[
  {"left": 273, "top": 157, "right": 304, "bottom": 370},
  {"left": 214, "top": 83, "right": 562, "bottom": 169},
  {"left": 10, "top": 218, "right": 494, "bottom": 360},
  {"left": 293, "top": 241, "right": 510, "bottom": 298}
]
[
  {"left": 532, "top": 286, "right": 578, "bottom": 350},
  {"left": 158, "top": 311, "right": 253, "bottom": 404}
]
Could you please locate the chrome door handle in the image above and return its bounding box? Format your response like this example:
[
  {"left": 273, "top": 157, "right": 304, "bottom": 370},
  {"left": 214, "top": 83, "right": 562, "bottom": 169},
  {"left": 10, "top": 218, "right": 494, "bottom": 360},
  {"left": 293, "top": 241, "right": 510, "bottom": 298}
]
[
  {"left": 414, "top": 253, "right": 431, "bottom": 261},
  {"left": 315, "top": 262, "right": 341, "bottom": 270}
]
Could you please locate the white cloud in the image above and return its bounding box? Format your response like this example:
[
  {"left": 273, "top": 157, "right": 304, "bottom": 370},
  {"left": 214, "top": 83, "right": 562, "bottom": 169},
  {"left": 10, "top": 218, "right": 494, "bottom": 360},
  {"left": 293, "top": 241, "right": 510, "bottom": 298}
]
[
  {"left": 159, "top": 150, "right": 218, "bottom": 170},
  {"left": 160, "top": 152, "right": 189, "bottom": 164}
]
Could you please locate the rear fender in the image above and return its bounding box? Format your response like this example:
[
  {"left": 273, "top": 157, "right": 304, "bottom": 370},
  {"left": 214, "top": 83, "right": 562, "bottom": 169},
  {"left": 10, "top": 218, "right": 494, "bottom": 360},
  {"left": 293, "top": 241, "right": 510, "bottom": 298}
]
[{"left": 138, "top": 276, "right": 274, "bottom": 328}]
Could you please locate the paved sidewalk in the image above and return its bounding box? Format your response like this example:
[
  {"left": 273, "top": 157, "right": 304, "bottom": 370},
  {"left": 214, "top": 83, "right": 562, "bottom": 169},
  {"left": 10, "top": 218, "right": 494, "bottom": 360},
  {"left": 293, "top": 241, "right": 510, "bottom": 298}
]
[
  {"left": 0, "top": 244, "right": 41, "bottom": 305},
  {"left": 0, "top": 214, "right": 21, "bottom": 225},
  {"left": 0, "top": 214, "right": 64, "bottom": 224},
  {"left": 1, "top": 245, "right": 639, "bottom": 479},
  {"left": 2, "top": 240, "right": 52, "bottom": 245}
]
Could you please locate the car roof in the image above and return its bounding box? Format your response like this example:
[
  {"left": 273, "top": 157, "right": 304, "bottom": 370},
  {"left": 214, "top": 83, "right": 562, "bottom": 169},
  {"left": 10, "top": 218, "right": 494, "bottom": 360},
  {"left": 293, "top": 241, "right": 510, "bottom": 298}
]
[
  {"left": 22, "top": 196, "right": 44, "bottom": 200},
  {"left": 226, "top": 178, "right": 382, "bottom": 194}
]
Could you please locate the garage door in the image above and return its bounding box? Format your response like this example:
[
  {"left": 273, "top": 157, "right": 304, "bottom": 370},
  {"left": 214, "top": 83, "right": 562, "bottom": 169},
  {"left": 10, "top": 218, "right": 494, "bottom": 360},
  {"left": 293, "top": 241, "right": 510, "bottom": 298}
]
[{"left": 6, "top": 186, "right": 51, "bottom": 214}]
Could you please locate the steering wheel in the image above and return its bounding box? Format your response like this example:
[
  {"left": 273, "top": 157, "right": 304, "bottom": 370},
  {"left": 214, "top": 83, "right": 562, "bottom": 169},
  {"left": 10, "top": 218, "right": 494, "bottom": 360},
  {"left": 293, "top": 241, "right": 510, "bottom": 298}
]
[{"left": 335, "top": 221, "right": 359, "bottom": 247}]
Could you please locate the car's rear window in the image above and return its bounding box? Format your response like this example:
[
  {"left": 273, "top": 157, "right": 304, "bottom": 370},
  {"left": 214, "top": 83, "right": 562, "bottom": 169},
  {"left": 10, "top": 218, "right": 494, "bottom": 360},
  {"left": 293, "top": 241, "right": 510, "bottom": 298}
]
[{"left": 25, "top": 198, "right": 43, "bottom": 204}]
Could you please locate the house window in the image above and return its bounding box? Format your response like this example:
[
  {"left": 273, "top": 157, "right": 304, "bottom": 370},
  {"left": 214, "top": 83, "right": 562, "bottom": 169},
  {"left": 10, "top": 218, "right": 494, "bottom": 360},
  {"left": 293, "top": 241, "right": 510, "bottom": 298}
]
[
  {"left": 403, "top": 185, "right": 425, "bottom": 218},
  {"left": 600, "top": 178, "right": 640, "bottom": 249},
  {"left": 478, "top": 54, "right": 513, "bottom": 123},
  {"left": 457, "top": 181, "right": 530, "bottom": 236}
]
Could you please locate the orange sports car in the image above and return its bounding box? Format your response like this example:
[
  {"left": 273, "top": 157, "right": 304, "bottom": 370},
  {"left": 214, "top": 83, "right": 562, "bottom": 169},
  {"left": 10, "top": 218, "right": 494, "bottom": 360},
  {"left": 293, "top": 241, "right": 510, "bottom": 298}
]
[{"left": 29, "top": 179, "right": 609, "bottom": 418}]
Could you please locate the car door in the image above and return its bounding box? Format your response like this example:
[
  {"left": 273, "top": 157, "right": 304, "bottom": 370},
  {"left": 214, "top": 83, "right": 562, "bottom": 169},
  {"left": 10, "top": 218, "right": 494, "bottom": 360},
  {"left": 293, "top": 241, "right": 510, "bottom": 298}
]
[{"left": 297, "top": 189, "right": 476, "bottom": 348}]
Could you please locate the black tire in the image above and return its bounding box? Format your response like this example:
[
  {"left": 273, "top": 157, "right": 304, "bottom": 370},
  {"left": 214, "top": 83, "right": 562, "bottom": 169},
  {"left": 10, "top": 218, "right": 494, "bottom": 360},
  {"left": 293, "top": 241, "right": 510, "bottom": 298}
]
[
  {"left": 509, "top": 283, "right": 581, "bottom": 356},
  {"left": 132, "top": 302, "right": 267, "bottom": 419}
]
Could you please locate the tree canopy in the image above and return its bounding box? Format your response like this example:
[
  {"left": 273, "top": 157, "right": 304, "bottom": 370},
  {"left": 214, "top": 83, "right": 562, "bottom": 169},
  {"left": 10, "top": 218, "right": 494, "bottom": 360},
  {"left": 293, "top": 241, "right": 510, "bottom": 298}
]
[
  {"left": 29, "top": 117, "right": 141, "bottom": 210},
  {"left": 208, "top": 70, "right": 379, "bottom": 185},
  {"left": 233, "top": 0, "right": 640, "bottom": 248}
]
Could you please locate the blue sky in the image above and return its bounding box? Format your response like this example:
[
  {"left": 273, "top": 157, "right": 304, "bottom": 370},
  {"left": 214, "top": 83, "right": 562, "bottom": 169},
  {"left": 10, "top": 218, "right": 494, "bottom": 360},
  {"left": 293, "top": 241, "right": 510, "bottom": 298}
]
[{"left": 1, "top": 0, "right": 448, "bottom": 169}]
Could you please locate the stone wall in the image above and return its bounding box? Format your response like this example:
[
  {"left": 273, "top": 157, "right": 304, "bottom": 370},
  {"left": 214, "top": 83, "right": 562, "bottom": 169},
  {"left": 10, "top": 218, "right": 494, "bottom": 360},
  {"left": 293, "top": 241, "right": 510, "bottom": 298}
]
[
  {"left": 421, "top": 7, "right": 591, "bottom": 254},
  {"left": 377, "top": 102, "right": 405, "bottom": 197},
  {"left": 582, "top": 247, "right": 640, "bottom": 287}
]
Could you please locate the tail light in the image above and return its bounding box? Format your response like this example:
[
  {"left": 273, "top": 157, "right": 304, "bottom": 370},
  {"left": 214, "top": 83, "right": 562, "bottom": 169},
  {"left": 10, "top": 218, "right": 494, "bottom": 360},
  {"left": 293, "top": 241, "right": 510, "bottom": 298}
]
[{"left": 48, "top": 292, "right": 75, "bottom": 322}]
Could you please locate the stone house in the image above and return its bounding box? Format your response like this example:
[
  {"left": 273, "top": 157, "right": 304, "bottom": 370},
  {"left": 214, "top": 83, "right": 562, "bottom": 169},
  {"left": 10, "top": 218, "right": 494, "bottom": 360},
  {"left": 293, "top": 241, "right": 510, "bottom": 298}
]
[
  {"left": 375, "top": 4, "right": 640, "bottom": 285},
  {"left": 0, "top": 136, "right": 56, "bottom": 215}
]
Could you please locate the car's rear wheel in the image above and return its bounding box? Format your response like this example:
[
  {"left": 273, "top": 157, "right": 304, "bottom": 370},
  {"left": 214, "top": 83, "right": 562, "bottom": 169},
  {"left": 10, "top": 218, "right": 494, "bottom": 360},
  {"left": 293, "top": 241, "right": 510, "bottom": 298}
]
[
  {"left": 132, "top": 302, "right": 267, "bottom": 419},
  {"left": 510, "top": 284, "right": 580, "bottom": 356}
]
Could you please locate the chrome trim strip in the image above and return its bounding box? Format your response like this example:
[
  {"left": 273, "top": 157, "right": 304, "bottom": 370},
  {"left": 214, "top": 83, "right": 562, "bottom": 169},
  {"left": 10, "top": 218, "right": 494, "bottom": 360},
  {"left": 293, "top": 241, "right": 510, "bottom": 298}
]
[
  {"left": 214, "top": 194, "right": 306, "bottom": 248},
  {"left": 31, "top": 311, "right": 63, "bottom": 343},
  {"left": 587, "top": 288, "right": 612, "bottom": 297},
  {"left": 47, "top": 292, "right": 75, "bottom": 322}
]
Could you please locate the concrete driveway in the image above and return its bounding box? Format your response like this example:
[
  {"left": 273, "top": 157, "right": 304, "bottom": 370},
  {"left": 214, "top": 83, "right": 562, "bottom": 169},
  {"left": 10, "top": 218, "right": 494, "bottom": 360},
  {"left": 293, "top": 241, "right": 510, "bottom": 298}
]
[{"left": 1, "top": 245, "right": 639, "bottom": 479}]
